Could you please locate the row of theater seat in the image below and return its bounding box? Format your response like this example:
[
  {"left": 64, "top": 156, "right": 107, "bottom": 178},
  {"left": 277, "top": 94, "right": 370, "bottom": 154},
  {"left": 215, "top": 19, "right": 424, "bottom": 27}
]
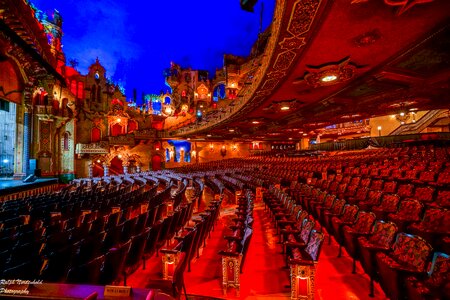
[
  {"left": 219, "top": 189, "right": 254, "bottom": 297},
  {"left": 0, "top": 172, "right": 198, "bottom": 286}
]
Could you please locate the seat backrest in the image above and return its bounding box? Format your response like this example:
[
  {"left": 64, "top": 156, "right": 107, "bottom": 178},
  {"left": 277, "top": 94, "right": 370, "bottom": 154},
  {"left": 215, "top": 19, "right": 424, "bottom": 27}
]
[
  {"left": 330, "top": 199, "right": 346, "bottom": 215},
  {"left": 413, "top": 186, "right": 435, "bottom": 203},
  {"left": 396, "top": 199, "right": 423, "bottom": 217},
  {"left": 392, "top": 233, "right": 433, "bottom": 272},
  {"left": 420, "top": 208, "right": 446, "bottom": 231},
  {"left": 383, "top": 181, "right": 397, "bottom": 194},
  {"left": 424, "top": 252, "right": 449, "bottom": 288},
  {"left": 300, "top": 219, "right": 315, "bottom": 244},
  {"left": 352, "top": 211, "right": 376, "bottom": 234},
  {"left": 323, "top": 194, "right": 336, "bottom": 209},
  {"left": 379, "top": 193, "right": 400, "bottom": 211},
  {"left": 397, "top": 184, "right": 414, "bottom": 198},
  {"left": 366, "top": 190, "right": 382, "bottom": 205},
  {"left": 436, "top": 189, "right": 450, "bottom": 208},
  {"left": 370, "top": 179, "right": 383, "bottom": 191},
  {"left": 368, "top": 220, "right": 397, "bottom": 248},
  {"left": 340, "top": 204, "right": 359, "bottom": 223},
  {"left": 305, "top": 230, "right": 325, "bottom": 261}
]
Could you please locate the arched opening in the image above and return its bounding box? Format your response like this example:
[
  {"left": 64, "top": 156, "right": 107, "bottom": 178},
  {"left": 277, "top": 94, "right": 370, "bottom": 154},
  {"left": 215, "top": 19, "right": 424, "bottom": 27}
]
[
  {"left": 152, "top": 154, "right": 162, "bottom": 171},
  {"left": 0, "top": 57, "right": 23, "bottom": 178},
  {"left": 110, "top": 156, "right": 123, "bottom": 175},
  {"left": 111, "top": 123, "right": 123, "bottom": 136},
  {"left": 91, "top": 127, "right": 101, "bottom": 142}
]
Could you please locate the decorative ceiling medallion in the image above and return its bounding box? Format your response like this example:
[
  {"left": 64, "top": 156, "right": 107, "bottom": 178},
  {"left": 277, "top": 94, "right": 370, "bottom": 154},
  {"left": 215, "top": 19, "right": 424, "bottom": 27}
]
[
  {"left": 263, "top": 98, "right": 303, "bottom": 113},
  {"left": 352, "top": 29, "right": 382, "bottom": 47},
  {"left": 299, "top": 57, "right": 359, "bottom": 88}
]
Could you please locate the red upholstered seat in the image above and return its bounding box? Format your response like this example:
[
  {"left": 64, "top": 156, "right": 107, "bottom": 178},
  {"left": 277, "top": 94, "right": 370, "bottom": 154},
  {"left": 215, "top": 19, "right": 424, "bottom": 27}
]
[
  {"left": 376, "top": 233, "right": 433, "bottom": 300},
  {"left": 358, "top": 221, "right": 398, "bottom": 296},
  {"left": 387, "top": 199, "right": 423, "bottom": 232},
  {"left": 406, "top": 252, "right": 450, "bottom": 300}
]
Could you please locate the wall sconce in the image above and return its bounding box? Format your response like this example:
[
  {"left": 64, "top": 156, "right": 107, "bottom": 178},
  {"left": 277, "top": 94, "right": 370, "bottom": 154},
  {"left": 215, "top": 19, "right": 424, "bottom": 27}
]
[
  {"left": 377, "top": 126, "right": 382, "bottom": 137},
  {"left": 220, "top": 145, "right": 227, "bottom": 157},
  {"left": 209, "top": 143, "right": 214, "bottom": 152}
]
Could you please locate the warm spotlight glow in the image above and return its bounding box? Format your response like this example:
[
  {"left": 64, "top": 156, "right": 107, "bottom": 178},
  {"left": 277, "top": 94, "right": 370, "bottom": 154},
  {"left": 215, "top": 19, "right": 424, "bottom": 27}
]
[
  {"left": 280, "top": 106, "right": 290, "bottom": 111},
  {"left": 321, "top": 75, "right": 338, "bottom": 82},
  {"left": 116, "top": 118, "right": 121, "bottom": 122},
  {"left": 229, "top": 129, "right": 235, "bottom": 132},
  {"left": 289, "top": 137, "right": 292, "bottom": 140},
  {"left": 303, "top": 133, "right": 307, "bottom": 136},
  {"left": 377, "top": 126, "right": 382, "bottom": 130},
  {"left": 97, "top": 159, "right": 100, "bottom": 163},
  {"left": 207, "top": 134, "right": 211, "bottom": 137},
  {"left": 252, "top": 121, "right": 260, "bottom": 124},
  {"left": 118, "top": 154, "right": 122, "bottom": 159}
]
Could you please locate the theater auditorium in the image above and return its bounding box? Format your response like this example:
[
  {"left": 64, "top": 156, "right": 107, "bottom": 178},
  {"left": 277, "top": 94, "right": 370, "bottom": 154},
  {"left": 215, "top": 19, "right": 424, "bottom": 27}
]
[{"left": 0, "top": 0, "right": 449, "bottom": 299}]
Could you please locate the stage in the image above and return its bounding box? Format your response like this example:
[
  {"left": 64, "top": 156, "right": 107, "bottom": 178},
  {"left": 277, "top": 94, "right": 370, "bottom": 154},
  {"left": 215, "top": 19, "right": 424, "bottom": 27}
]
[{"left": 0, "top": 177, "right": 59, "bottom": 197}]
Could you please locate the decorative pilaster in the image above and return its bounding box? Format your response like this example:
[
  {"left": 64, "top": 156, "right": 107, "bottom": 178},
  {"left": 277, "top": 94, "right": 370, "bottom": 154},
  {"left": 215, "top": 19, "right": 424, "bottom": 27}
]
[
  {"left": 88, "top": 161, "right": 94, "bottom": 178},
  {"left": 23, "top": 105, "right": 32, "bottom": 175},
  {"left": 103, "top": 163, "right": 109, "bottom": 177}
]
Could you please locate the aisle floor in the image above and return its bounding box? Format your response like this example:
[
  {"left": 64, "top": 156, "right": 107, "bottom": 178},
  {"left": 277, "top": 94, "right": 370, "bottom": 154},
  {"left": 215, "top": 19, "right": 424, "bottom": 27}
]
[{"left": 127, "top": 190, "right": 388, "bottom": 300}]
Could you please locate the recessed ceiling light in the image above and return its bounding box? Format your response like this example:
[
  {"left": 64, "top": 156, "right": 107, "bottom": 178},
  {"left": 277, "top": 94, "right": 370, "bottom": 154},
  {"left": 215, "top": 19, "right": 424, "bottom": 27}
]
[
  {"left": 229, "top": 129, "right": 235, "bottom": 132},
  {"left": 207, "top": 134, "right": 211, "bottom": 137},
  {"left": 288, "top": 137, "right": 292, "bottom": 140},
  {"left": 321, "top": 75, "right": 338, "bottom": 82},
  {"left": 280, "top": 106, "right": 290, "bottom": 111},
  {"left": 303, "top": 133, "right": 307, "bottom": 136},
  {"left": 252, "top": 121, "right": 260, "bottom": 124}
]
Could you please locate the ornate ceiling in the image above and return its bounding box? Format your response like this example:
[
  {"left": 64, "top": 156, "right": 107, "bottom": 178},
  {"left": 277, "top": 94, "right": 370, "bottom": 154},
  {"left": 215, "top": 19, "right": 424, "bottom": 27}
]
[{"left": 184, "top": 0, "right": 450, "bottom": 141}]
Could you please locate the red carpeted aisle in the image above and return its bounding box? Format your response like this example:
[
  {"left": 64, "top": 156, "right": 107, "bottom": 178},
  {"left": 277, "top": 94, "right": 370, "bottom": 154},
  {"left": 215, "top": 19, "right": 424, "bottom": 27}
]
[
  {"left": 184, "top": 201, "right": 291, "bottom": 299},
  {"left": 126, "top": 189, "right": 388, "bottom": 300}
]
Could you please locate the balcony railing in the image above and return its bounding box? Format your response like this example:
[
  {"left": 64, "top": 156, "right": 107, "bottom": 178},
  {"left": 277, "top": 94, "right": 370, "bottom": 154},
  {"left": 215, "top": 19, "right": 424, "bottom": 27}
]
[{"left": 75, "top": 142, "right": 109, "bottom": 154}]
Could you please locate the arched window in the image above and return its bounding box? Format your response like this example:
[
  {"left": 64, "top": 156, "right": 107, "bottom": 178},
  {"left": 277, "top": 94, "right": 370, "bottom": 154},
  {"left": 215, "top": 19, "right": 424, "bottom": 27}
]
[
  {"left": 63, "top": 132, "right": 69, "bottom": 150},
  {"left": 111, "top": 123, "right": 122, "bottom": 136},
  {"left": 213, "top": 84, "right": 226, "bottom": 102},
  {"left": 91, "top": 127, "right": 101, "bottom": 142}
]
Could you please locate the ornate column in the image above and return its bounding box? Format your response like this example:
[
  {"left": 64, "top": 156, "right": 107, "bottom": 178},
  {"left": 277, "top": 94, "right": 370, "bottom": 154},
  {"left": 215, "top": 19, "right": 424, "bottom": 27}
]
[
  {"left": 22, "top": 105, "right": 32, "bottom": 175},
  {"left": 103, "top": 163, "right": 109, "bottom": 177},
  {"left": 88, "top": 161, "right": 94, "bottom": 178}
]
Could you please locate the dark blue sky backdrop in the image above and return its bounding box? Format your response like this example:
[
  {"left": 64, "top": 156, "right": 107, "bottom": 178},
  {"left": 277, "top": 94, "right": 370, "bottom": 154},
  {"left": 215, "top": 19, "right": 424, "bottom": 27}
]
[{"left": 32, "top": 0, "right": 275, "bottom": 102}]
